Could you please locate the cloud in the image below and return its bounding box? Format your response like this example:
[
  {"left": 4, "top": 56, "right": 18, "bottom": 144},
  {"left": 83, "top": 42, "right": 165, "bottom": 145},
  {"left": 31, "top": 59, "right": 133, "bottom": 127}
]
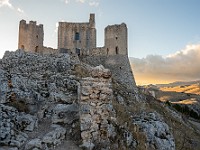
[
  {"left": 17, "top": 7, "right": 24, "bottom": 13},
  {"left": 89, "top": 1, "right": 99, "bottom": 7},
  {"left": 54, "top": 22, "right": 59, "bottom": 33},
  {"left": 65, "top": 0, "right": 70, "bottom": 4},
  {"left": 77, "top": 0, "right": 85, "bottom": 3},
  {"left": 130, "top": 44, "right": 200, "bottom": 85},
  {"left": 68, "top": 0, "right": 100, "bottom": 7},
  {"left": 0, "top": 0, "right": 25, "bottom": 15},
  {"left": 0, "top": 0, "right": 13, "bottom": 8}
]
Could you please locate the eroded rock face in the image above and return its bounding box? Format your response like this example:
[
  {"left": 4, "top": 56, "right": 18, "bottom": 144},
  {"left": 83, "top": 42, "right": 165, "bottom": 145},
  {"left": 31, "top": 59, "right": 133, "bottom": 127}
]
[
  {"left": 133, "top": 112, "right": 175, "bottom": 150},
  {"left": 0, "top": 104, "right": 29, "bottom": 147},
  {"left": 0, "top": 50, "right": 80, "bottom": 149}
]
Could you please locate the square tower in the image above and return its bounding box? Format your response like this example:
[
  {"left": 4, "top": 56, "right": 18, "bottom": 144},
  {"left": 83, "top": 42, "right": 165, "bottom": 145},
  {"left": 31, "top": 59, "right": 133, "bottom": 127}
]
[
  {"left": 18, "top": 20, "right": 44, "bottom": 53},
  {"left": 58, "top": 14, "right": 96, "bottom": 55},
  {"left": 105, "top": 23, "right": 128, "bottom": 55}
]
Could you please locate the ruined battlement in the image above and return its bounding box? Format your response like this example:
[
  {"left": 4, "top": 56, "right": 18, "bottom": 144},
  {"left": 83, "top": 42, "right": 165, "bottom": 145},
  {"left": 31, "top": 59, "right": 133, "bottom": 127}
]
[
  {"left": 105, "top": 23, "right": 127, "bottom": 30},
  {"left": 18, "top": 13, "right": 127, "bottom": 56},
  {"left": 19, "top": 20, "right": 43, "bottom": 28}
]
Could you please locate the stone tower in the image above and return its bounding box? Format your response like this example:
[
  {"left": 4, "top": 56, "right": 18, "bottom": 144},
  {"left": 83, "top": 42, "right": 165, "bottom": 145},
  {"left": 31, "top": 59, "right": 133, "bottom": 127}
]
[
  {"left": 58, "top": 13, "right": 96, "bottom": 55},
  {"left": 105, "top": 23, "right": 128, "bottom": 55},
  {"left": 18, "top": 20, "right": 44, "bottom": 53}
]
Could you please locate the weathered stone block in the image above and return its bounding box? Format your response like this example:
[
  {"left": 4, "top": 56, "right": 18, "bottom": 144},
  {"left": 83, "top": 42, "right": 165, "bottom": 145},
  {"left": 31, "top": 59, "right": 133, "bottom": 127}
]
[{"left": 81, "top": 131, "right": 92, "bottom": 140}]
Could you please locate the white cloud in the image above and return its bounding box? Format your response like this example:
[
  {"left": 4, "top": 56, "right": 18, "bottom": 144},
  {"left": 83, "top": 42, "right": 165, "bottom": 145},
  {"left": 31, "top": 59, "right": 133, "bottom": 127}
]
[
  {"left": 89, "top": 1, "right": 99, "bottom": 7},
  {"left": 130, "top": 44, "right": 200, "bottom": 84},
  {"left": 17, "top": 7, "right": 24, "bottom": 13},
  {"left": 54, "top": 22, "right": 59, "bottom": 33},
  {"left": 77, "top": 0, "right": 85, "bottom": 3},
  {"left": 74, "top": 0, "right": 100, "bottom": 7},
  {"left": 0, "top": 0, "right": 13, "bottom": 8},
  {"left": 65, "top": 0, "right": 70, "bottom": 4}
]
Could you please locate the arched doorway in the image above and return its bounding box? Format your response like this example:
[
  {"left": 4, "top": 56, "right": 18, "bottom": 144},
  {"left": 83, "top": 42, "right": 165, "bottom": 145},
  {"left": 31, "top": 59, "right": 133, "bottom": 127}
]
[{"left": 21, "top": 45, "right": 25, "bottom": 49}]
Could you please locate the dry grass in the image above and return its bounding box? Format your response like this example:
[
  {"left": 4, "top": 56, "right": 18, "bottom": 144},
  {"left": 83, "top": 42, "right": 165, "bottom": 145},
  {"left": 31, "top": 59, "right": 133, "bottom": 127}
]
[
  {"left": 171, "top": 98, "right": 198, "bottom": 105},
  {"left": 160, "top": 84, "right": 200, "bottom": 95}
]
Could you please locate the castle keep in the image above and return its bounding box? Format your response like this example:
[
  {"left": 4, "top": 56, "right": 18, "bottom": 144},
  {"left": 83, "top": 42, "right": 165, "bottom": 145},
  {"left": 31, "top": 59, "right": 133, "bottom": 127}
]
[{"left": 18, "top": 13, "right": 128, "bottom": 56}]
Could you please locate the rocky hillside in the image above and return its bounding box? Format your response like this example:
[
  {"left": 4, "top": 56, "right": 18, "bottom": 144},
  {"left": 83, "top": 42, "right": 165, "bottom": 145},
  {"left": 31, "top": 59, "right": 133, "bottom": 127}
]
[{"left": 0, "top": 50, "right": 199, "bottom": 150}]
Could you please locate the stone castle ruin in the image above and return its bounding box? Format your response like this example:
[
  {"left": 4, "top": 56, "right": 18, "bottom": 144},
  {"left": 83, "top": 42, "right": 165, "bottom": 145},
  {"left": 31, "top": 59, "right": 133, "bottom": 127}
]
[
  {"left": 16, "top": 13, "right": 139, "bottom": 149},
  {"left": 0, "top": 13, "right": 179, "bottom": 150},
  {"left": 18, "top": 14, "right": 127, "bottom": 56},
  {"left": 18, "top": 13, "right": 136, "bottom": 94}
]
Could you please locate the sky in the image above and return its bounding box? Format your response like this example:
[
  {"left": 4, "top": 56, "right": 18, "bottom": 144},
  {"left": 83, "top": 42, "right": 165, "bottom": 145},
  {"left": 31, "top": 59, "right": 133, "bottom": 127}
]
[{"left": 1, "top": 0, "right": 200, "bottom": 84}]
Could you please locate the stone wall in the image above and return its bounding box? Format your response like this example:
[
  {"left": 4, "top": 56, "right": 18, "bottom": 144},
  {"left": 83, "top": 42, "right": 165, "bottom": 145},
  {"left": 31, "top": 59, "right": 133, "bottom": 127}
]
[
  {"left": 89, "top": 47, "right": 106, "bottom": 56},
  {"left": 42, "top": 46, "right": 58, "bottom": 54},
  {"left": 79, "top": 65, "right": 115, "bottom": 149},
  {"left": 18, "top": 20, "right": 43, "bottom": 53},
  {"left": 58, "top": 14, "right": 96, "bottom": 55}
]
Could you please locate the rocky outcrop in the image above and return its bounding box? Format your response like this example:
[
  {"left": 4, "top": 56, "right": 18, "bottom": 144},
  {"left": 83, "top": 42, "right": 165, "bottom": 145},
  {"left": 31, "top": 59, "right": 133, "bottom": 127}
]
[
  {"left": 0, "top": 104, "right": 29, "bottom": 148},
  {"left": 0, "top": 50, "right": 177, "bottom": 150},
  {"left": 0, "top": 50, "right": 80, "bottom": 149},
  {"left": 133, "top": 112, "right": 175, "bottom": 150}
]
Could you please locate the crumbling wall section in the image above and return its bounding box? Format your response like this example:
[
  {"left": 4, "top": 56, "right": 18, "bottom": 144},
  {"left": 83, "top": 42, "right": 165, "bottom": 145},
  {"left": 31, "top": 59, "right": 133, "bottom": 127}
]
[
  {"left": 79, "top": 65, "right": 115, "bottom": 149},
  {"left": 82, "top": 55, "right": 138, "bottom": 101},
  {"left": 42, "top": 46, "right": 58, "bottom": 54},
  {"left": 89, "top": 47, "right": 106, "bottom": 56}
]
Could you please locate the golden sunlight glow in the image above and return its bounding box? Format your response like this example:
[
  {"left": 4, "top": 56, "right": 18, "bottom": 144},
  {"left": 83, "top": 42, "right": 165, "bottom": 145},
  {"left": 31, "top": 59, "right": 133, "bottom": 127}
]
[{"left": 171, "top": 98, "right": 198, "bottom": 105}]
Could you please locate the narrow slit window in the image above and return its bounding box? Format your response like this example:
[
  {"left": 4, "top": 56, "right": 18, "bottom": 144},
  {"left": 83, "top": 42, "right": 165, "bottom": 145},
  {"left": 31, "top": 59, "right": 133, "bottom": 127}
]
[
  {"left": 115, "top": 46, "right": 119, "bottom": 54},
  {"left": 75, "top": 32, "right": 80, "bottom": 40},
  {"left": 35, "top": 46, "right": 38, "bottom": 52},
  {"left": 76, "top": 48, "right": 80, "bottom": 56}
]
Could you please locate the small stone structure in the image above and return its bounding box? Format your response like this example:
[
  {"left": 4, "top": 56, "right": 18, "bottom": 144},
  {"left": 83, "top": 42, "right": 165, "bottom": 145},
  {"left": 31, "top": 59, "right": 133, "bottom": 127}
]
[{"left": 79, "top": 65, "right": 114, "bottom": 149}]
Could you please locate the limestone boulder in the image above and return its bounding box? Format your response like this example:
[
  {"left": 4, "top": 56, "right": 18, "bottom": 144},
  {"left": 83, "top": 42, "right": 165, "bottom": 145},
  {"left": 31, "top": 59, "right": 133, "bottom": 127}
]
[
  {"left": 133, "top": 112, "right": 175, "bottom": 150},
  {"left": 91, "top": 65, "right": 111, "bottom": 78},
  {"left": 42, "top": 125, "right": 66, "bottom": 147},
  {"left": 25, "top": 138, "right": 42, "bottom": 150},
  {"left": 16, "top": 113, "right": 38, "bottom": 131},
  {"left": 52, "top": 104, "right": 79, "bottom": 124}
]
